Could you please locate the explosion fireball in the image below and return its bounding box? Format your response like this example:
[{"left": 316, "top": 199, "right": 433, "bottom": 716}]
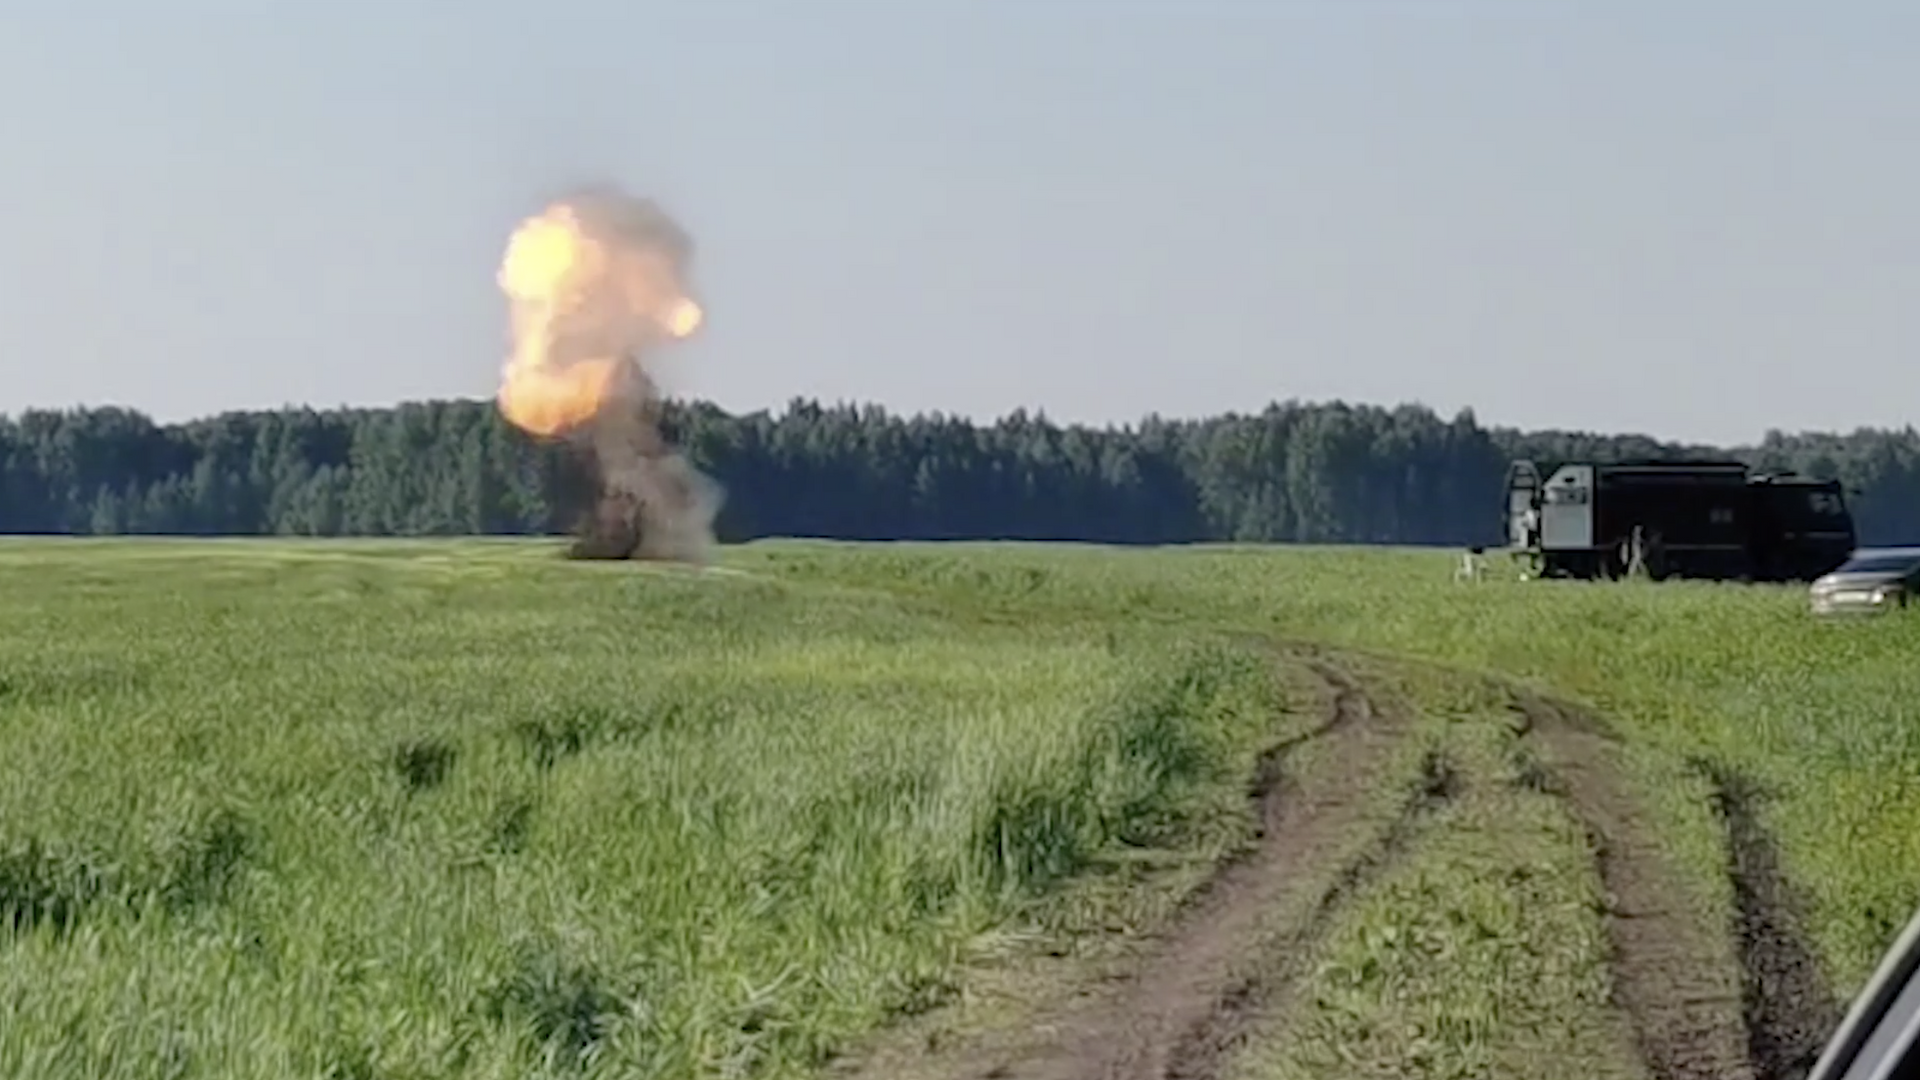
[{"left": 495, "top": 187, "right": 721, "bottom": 563}]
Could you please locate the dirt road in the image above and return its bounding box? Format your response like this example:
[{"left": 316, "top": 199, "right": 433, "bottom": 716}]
[{"left": 828, "top": 646, "right": 1838, "bottom": 1080}]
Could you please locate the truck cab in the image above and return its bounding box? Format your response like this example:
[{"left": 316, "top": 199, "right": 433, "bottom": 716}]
[{"left": 1747, "top": 475, "right": 1856, "bottom": 582}]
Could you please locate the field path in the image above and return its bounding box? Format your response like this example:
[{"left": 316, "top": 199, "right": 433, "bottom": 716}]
[
  {"left": 836, "top": 650, "right": 1423, "bottom": 1080},
  {"left": 1513, "top": 690, "right": 1759, "bottom": 1080},
  {"left": 833, "top": 647, "right": 1808, "bottom": 1080}
]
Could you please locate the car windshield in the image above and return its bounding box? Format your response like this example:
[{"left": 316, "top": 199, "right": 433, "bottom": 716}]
[{"left": 1836, "top": 555, "right": 1920, "bottom": 575}]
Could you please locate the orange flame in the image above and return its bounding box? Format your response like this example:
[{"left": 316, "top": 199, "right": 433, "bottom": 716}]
[{"left": 495, "top": 200, "right": 701, "bottom": 438}]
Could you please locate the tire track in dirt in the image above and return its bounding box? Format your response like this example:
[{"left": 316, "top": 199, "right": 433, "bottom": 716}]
[
  {"left": 1164, "top": 741, "right": 1459, "bottom": 1080},
  {"left": 1512, "top": 690, "right": 1762, "bottom": 1080},
  {"left": 1287, "top": 642, "right": 1841, "bottom": 1080},
  {"left": 1687, "top": 757, "right": 1841, "bottom": 1080},
  {"left": 833, "top": 652, "right": 1433, "bottom": 1080},
  {"left": 993, "top": 656, "right": 1444, "bottom": 1080}
]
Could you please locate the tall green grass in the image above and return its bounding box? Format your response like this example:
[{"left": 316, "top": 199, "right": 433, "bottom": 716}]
[
  {"left": 5, "top": 535, "right": 1913, "bottom": 1076},
  {"left": 0, "top": 540, "right": 1281, "bottom": 1079}
]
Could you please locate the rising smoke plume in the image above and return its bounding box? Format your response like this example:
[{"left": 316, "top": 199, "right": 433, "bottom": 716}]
[{"left": 495, "top": 186, "right": 722, "bottom": 563}]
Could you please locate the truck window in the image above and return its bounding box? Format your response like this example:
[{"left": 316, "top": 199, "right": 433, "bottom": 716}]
[{"left": 1809, "top": 492, "right": 1846, "bottom": 516}]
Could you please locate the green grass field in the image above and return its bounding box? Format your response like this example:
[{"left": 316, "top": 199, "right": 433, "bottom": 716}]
[{"left": 0, "top": 537, "right": 1914, "bottom": 1078}]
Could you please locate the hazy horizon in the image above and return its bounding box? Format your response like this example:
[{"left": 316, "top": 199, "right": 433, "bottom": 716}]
[{"left": 3, "top": 1, "right": 1914, "bottom": 447}]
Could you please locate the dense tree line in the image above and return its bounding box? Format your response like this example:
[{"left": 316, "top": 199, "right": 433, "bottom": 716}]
[{"left": 4, "top": 397, "right": 1920, "bottom": 546}]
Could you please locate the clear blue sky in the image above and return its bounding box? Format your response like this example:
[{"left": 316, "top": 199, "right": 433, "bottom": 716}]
[{"left": 2, "top": 1, "right": 1914, "bottom": 446}]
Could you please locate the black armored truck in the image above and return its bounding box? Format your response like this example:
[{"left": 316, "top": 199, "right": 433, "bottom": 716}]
[{"left": 1503, "top": 458, "right": 1855, "bottom": 582}]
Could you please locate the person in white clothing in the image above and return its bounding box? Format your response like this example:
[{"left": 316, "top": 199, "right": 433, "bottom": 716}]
[{"left": 1456, "top": 545, "right": 1487, "bottom": 582}]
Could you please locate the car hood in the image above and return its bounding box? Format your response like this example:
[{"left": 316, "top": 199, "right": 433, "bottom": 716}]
[{"left": 1812, "top": 571, "right": 1904, "bottom": 590}]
